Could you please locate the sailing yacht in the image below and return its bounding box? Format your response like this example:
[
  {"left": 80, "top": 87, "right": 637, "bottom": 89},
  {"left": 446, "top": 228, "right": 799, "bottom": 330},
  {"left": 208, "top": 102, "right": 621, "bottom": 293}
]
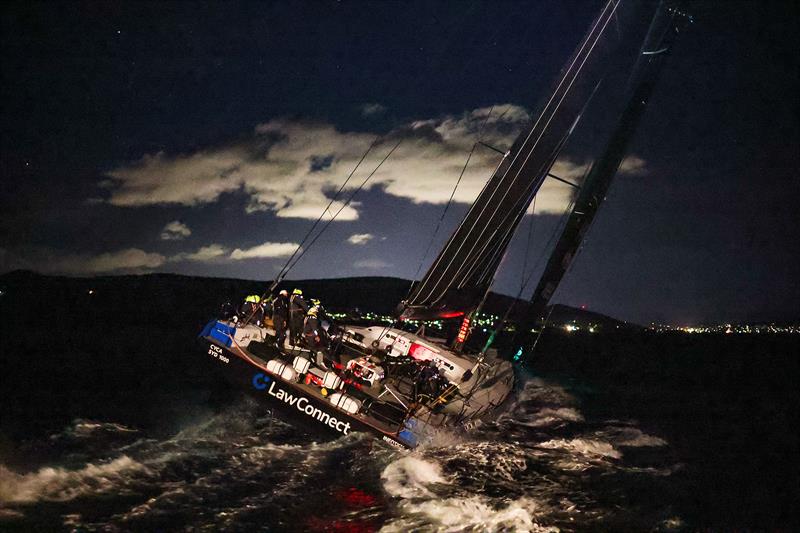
[{"left": 199, "top": 0, "right": 688, "bottom": 449}]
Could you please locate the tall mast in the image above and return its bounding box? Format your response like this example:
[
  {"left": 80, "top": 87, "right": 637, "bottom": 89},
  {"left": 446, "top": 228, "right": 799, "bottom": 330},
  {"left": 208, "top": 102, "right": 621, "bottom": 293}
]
[
  {"left": 525, "top": 2, "right": 691, "bottom": 332},
  {"left": 400, "top": 0, "right": 625, "bottom": 322}
]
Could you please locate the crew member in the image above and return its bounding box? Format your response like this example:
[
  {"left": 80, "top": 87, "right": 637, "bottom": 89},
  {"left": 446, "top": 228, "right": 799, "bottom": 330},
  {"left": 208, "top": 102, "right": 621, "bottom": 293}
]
[
  {"left": 239, "top": 294, "right": 263, "bottom": 326},
  {"left": 303, "top": 304, "right": 329, "bottom": 369},
  {"left": 289, "top": 288, "right": 308, "bottom": 344},
  {"left": 272, "top": 289, "right": 289, "bottom": 348},
  {"left": 219, "top": 300, "right": 236, "bottom": 321},
  {"left": 417, "top": 360, "right": 441, "bottom": 401}
]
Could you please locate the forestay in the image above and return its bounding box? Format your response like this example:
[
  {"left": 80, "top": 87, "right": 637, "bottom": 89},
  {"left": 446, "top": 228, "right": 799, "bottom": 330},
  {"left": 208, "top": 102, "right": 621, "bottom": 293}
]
[{"left": 401, "top": 0, "right": 625, "bottom": 320}]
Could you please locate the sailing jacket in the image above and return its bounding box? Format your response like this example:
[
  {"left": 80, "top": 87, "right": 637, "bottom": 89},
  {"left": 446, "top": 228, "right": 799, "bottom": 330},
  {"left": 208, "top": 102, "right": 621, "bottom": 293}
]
[
  {"left": 289, "top": 294, "right": 308, "bottom": 316},
  {"left": 272, "top": 295, "right": 289, "bottom": 320}
]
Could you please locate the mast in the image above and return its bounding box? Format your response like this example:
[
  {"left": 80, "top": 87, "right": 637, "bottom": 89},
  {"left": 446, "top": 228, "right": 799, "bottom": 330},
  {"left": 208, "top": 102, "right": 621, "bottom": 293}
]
[
  {"left": 525, "top": 2, "right": 691, "bottom": 331},
  {"left": 399, "top": 0, "right": 625, "bottom": 322}
]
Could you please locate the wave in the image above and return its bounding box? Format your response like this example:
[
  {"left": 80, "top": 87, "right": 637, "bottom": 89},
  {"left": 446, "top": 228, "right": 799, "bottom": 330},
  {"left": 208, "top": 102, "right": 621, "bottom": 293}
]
[
  {"left": 51, "top": 419, "right": 139, "bottom": 441},
  {"left": 381, "top": 456, "right": 447, "bottom": 499},
  {"left": 0, "top": 375, "right": 680, "bottom": 531},
  {"left": 515, "top": 407, "right": 585, "bottom": 428},
  {"left": 595, "top": 426, "right": 667, "bottom": 448},
  {"left": 0, "top": 455, "right": 150, "bottom": 503},
  {"left": 537, "top": 438, "right": 621, "bottom": 459},
  {"left": 380, "top": 455, "right": 556, "bottom": 532},
  {"left": 381, "top": 495, "right": 557, "bottom": 533}
]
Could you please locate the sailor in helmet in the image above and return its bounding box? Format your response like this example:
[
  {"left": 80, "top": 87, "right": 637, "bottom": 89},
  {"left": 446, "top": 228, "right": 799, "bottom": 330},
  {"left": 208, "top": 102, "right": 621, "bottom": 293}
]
[
  {"left": 288, "top": 288, "right": 308, "bottom": 345},
  {"left": 303, "top": 300, "right": 329, "bottom": 369},
  {"left": 239, "top": 294, "right": 263, "bottom": 326}
]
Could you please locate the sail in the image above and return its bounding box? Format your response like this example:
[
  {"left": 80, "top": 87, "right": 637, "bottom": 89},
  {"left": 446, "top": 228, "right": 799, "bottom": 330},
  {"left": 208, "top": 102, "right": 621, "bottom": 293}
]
[
  {"left": 400, "top": 0, "right": 625, "bottom": 321},
  {"left": 527, "top": 2, "right": 689, "bottom": 325}
]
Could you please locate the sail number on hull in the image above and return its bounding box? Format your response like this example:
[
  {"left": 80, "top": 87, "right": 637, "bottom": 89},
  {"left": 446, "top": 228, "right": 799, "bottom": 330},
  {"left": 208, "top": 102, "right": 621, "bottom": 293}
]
[{"left": 208, "top": 344, "right": 230, "bottom": 364}]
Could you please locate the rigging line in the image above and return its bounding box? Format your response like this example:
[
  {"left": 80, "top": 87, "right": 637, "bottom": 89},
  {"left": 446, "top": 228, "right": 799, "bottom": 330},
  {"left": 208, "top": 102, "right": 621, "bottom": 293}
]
[
  {"left": 521, "top": 194, "right": 538, "bottom": 290},
  {"left": 432, "top": 150, "right": 549, "bottom": 302},
  {"left": 487, "top": 194, "right": 579, "bottom": 351},
  {"left": 424, "top": 74, "right": 603, "bottom": 305},
  {"left": 521, "top": 195, "right": 578, "bottom": 291},
  {"left": 268, "top": 138, "right": 380, "bottom": 293},
  {"left": 280, "top": 139, "right": 403, "bottom": 276},
  {"left": 416, "top": 0, "right": 617, "bottom": 286},
  {"left": 611, "top": 0, "right": 622, "bottom": 41},
  {"left": 407, "top": 104, "right": 499, "bottom": 298},
  {"left": 455, "top": 101, "right": 580, "bottom": 292},
  {"left": 412, "top": 1, "right": 619, "bottom": 306},
  {"left": 407, "top": 147, "right": 509, "bottom": 307},
  {"left": 410, "top": 141, "right": 478, "bottom": 284},
  {"left": 528, "top": 304, "right": 556, "bottom": 358}
]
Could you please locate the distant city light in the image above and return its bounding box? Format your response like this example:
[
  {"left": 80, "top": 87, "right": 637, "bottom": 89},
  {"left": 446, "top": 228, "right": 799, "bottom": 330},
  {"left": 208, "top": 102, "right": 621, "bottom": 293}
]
[
  {"left": 326, "top": 310, "right": 799, "bottom": 335},
  {"left": 648, "top": 323, "right": 798, "bottom": 334}
]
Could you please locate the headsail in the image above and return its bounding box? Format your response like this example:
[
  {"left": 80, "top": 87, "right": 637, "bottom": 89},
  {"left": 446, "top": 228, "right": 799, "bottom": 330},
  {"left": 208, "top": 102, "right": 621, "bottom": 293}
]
[
  {"left": 400, "top": 0, "right": 624, "bottom": 321},
  {"left": 526, "top": 2, "right": 690, "bottom": 327}
]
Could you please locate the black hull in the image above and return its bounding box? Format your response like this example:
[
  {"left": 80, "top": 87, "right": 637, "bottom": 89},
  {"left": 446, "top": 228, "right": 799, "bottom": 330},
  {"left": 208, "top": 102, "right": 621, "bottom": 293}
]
[{"left": 203, "top": 339, "right": 411, "bottom": 449}]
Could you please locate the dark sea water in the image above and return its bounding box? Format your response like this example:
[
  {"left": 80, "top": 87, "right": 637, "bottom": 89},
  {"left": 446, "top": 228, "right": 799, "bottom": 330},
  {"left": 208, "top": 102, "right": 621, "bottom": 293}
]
[
  {"left": 1, "top": 273, "right": 797, "bottom": 531},
  {"left": 1, "top": 375, "right": 687, "bottom": 532}
]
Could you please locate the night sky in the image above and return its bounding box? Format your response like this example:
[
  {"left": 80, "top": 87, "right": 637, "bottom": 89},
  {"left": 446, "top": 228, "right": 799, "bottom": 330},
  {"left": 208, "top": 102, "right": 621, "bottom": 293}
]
[{"left": 1, "top": 0, "right": 797, "bottom": 325}]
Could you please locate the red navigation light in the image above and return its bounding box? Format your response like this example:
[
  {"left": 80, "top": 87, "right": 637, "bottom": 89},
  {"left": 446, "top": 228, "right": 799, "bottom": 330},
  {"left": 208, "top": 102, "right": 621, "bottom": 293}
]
[{"left": 439, "top": 311, "right": 465, "bottom": 319}]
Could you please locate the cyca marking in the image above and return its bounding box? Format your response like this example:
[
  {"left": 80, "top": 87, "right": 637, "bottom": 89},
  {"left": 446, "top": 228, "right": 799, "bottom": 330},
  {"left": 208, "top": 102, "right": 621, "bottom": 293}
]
[{"left": 208, "top": 344, "right": 230, "bottom": 363}]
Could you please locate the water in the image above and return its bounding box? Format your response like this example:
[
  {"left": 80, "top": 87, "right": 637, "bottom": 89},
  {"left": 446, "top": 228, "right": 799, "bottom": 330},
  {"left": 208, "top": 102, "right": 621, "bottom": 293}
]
[
  {"left": 0, "top": 274, "right": 796, "bottom": 530},
  {"left": 0, "top": 375, "right": 689, "bottom": 532}
]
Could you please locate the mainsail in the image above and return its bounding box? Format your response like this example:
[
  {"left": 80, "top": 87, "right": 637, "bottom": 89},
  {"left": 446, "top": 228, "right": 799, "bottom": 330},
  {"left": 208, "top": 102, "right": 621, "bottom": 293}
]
[
  {"left": 526, "top": 2, "right": 689, "bottom": 326},
  {"left": 400, "top": 0, "right": 625, "bottom": 321}
]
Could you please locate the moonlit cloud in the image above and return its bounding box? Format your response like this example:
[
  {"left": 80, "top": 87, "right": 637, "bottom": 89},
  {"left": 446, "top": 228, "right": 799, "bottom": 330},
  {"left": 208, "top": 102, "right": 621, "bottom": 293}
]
[
  {"left": 160, "top": 220, "right": 192, "bottom": 240},
  {"left": 101, "top": 104, "right": 645, "bottom": 221},
  {"left": 173, "top": 241, "right": 302, "bottom": 263},
  {"left": 47, "top": 248, "right": 166, "bottom": 274},
  {"left": 353, "top": 258, "right": 391, "bottom": 269},
  {"left": 1, "top": 239, "right": 304, "bottom": 276},
  {"left": 173, "top": 244, "right": 228, "bottom": 262},
  {"left": 347, "top": 233, "right": 374, "bottom": 245},
  {"left": 359, "top": 103, "right": 386, "bottom": 117},
  {"left": 229, "top": 241, "right": 299, "bottom": 260},
  {"left": 619, "top": 155, "right": 647, "bottom": 174},
  {"left": 360, "top": 102, "right": 387, "bottom": 117}
]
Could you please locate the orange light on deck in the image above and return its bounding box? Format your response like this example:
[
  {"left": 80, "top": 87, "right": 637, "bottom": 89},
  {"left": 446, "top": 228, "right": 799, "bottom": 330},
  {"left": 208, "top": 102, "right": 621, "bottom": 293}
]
[{"left": 456, "top": 315, "right": 471, "bottom": 344}]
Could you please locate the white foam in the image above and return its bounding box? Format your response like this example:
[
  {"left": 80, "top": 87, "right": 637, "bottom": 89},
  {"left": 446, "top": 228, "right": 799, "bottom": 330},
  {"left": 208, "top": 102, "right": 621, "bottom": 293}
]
[
  {"left": 381, "top": 496, "right": 558, "bottom": 533},
  {"left": 517, "top": 378, "right": 577, "bottom": 406},
  {"left": 0, "top": 456, "right": 149, "bottom": 503},
  {"left": 445, "top": 442, "right": 529, "bottom": 482},
  {"left": 521, "top": 407, "right": 585, "bottom": 428},
  {"left": 49, "top": 419, "right": 138, "bottom": 442},
  {"left": 381, "top": 456, "right": 447, "bottom": 499},
  {"left": 660, "top": 516, "right": 685, "bottom": 529},
  {"left": 537, "top": 438, "right": 621, "bottom": 460},
  {"left": 536, "top": 438, "right": 622, "bottom": 471},
  {"left": 380, "top": 451, "right": 558, "bottom": 532},
  {"left": 613, "top": 428, "right": 667, "bottom": 448}
]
